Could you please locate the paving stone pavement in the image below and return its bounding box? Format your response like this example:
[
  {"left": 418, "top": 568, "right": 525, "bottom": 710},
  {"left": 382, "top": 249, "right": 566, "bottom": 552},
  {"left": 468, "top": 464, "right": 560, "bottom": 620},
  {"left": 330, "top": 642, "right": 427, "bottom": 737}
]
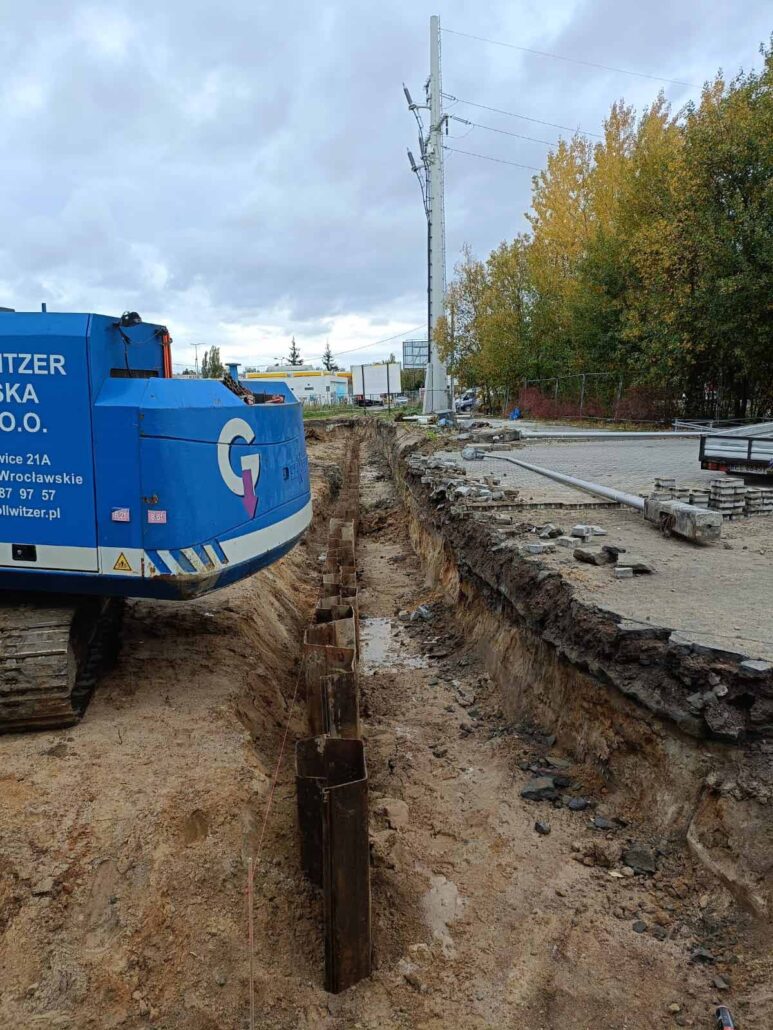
[{"left": 453, "top": 437, "right": 716, "bottom": 504}]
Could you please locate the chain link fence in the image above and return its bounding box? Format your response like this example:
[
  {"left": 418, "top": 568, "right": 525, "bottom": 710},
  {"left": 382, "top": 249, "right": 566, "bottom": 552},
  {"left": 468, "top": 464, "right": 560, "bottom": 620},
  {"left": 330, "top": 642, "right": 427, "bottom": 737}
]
[{"left": 302, "top": 391, "right": 422, "bottom": 418}]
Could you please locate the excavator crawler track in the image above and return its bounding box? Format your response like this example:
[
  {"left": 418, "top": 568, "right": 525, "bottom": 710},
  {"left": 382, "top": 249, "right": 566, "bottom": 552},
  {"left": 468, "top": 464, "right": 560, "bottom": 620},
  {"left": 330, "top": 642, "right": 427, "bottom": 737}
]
[{"left": 0, "top": 595, "right": 124, "bottom": 734}]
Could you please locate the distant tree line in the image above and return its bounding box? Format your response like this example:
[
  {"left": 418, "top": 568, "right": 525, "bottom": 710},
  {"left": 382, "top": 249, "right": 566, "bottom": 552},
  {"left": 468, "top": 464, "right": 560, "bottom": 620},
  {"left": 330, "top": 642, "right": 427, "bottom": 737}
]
[
  {"left": 435, "top": 43, "right": 772, "bottom": 419},
  {"left": 198, "top": 339, "right": 343, "bottom": 377}
]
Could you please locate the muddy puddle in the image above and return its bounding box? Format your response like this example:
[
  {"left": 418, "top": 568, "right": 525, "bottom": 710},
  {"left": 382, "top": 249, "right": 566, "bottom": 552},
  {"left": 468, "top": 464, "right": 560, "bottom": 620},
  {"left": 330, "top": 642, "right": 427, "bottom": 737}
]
[{"left": 359, "top": 616, "right": 428, "bottom": 674}]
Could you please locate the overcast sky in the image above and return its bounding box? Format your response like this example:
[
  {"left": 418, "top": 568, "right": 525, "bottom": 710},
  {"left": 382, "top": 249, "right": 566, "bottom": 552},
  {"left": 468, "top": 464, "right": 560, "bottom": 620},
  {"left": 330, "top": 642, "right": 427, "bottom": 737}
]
[{"left": 1, "top": 1, "right": 769, "bottom": 371}]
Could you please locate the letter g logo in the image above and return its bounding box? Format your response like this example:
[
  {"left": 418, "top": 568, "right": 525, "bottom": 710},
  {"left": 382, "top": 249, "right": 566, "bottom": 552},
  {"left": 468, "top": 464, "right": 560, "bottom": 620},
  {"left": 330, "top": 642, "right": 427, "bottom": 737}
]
[{"left": 217, "top": 418, "right": 261, "bottom": 517}]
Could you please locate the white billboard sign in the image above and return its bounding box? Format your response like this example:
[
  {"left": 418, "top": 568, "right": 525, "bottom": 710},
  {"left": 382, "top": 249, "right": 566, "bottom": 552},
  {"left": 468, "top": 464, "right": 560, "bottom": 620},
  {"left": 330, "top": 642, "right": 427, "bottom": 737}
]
[{"left": 351, "top": 362, "right": 402, "bottom": 397}]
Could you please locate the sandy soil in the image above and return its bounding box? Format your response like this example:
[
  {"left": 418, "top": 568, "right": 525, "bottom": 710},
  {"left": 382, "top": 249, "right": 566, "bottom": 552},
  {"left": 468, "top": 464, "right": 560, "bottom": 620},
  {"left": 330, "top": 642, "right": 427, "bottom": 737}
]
[
  {"left": 0, "top": 431, "right": 764, "bottom": 1029},
  {"left": 0, "top": 436, "right": 345, "bottom": 1029}
]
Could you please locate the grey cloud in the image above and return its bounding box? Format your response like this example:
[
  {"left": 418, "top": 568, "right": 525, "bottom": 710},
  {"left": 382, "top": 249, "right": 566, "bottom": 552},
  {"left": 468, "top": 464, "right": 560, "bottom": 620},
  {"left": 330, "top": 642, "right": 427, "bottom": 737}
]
[{"left": 1, "top": 0, "right": 769, "bottom": 362}]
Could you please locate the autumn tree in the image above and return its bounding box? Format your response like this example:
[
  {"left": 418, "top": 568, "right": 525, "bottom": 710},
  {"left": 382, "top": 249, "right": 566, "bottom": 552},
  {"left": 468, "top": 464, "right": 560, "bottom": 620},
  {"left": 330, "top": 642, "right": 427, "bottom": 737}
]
[
  {"left": 526, "top": 135, "right": 594, "bottom": 372},
  {"left": 442, "top": 39, "right": 772, "bottom": 419},
  {"left": 435, "top": 245, "right": 488, "bottom": 388},
  {"left": 566, "top": 102, "right": 640, "bottom": 382}
]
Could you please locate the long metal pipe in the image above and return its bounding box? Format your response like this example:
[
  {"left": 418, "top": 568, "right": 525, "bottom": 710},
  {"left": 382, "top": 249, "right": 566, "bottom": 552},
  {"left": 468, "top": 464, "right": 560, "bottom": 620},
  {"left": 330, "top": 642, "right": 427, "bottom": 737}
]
[
  {"left": 519, "top": 430, "right": 705, "bottom": 441},
  {"left": 486, "top": 452, "right": 646, "bottom": 510}
]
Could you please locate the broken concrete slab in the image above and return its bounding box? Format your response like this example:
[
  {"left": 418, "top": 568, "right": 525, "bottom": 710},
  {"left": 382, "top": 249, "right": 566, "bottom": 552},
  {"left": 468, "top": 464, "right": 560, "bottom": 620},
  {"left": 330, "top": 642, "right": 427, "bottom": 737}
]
[
  {"left": 522, "top": 542, "right": 555, "bottom": 556},
  {"left": 537, "top": 524, "right": 564, "bottom": 540},
  {"left": 574, "top": 547, "right": 615, "bottom": 566},
  {"left": 520, "top": 776, "right": 559, "bottom": 801},
  {"left": 643, "top": 497, "right": 722, "bottom": 543},
  {"left": 591, "top": 815, "right": 618, "bottom": 831},
  {"left": 703, "top": 701, "right": 745, "bottom": 741},
  {"left": 602, "top": 545, "right": 626, "bottom": 560},
  {"left": 622, "top": 845, "right": 657, "bottom": 874},
  {"left": 619, "top": 556, "right": 654, "bottom": 574},
  {"left": 740, "top": 659, "right": 773, "bottom": 677},
  {"left": 571, "top": 525, "right": 592, "bottom": 538}
]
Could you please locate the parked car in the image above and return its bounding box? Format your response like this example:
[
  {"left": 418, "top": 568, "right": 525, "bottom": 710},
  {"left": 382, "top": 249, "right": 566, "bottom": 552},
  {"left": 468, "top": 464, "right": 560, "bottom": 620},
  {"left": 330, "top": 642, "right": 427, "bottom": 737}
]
[
  {"left": 454, "top": 388, "right": 479, "bottom": 413},
  {"left": 393, "top": 394, "right": 410, "bottom": 406}
]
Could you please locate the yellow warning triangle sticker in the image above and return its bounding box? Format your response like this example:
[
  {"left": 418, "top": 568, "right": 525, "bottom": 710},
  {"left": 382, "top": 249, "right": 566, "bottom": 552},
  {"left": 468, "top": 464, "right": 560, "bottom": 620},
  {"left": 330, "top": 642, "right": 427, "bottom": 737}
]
[{"left": 113, "top": 552, "right": 133, "bottom": 573}]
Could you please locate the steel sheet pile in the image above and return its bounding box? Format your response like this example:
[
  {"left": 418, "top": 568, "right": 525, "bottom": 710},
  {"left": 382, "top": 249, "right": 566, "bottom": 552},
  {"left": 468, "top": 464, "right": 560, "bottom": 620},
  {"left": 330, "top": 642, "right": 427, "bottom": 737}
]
[{"left": 295, "top": 440, "right": 371, "bottom": 993}]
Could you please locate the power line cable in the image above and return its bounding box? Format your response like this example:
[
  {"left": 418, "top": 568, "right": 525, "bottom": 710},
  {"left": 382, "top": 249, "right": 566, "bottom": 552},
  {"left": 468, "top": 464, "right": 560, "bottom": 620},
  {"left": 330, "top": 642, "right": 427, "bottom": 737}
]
[
  {"left": 447, "top": 120, "right": 477, "bottom": 141},
  {"left": 444, "top": 145, "right": 541, "bottom": 171},
  {"left": 442, "top": 28, "right": 701, "bottom": 89},
  {"left": 320, "top": 326, "right": 423, "bottom": 361},
  {"left": 302, "top": 326, "right": 426, "bottom": 364},
  {"left": 176, "top": 326, "right": 424, "bottom": 372},
  {"left": 443, "top": 93, "right": 603, "bottom": 139},
  {"left": 450, "top": 114, "right": 557, "bottom": 147}
]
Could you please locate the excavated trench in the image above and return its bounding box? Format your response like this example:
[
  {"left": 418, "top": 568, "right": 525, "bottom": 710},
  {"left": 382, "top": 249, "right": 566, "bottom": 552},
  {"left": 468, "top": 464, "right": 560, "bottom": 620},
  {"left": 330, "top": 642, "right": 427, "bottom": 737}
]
[
  {"left": 343, "top": 427, "right": 773, "bottom": 1029},
  {"left": 367, "top": 420, "right": 773, "bottom": 924}
]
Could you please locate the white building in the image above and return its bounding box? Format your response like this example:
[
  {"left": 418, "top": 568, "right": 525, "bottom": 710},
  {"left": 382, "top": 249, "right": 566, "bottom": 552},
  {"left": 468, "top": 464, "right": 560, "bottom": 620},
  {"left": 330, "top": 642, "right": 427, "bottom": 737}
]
[{"left": 244, "top": 368, "right": 351, "bottom": 404}]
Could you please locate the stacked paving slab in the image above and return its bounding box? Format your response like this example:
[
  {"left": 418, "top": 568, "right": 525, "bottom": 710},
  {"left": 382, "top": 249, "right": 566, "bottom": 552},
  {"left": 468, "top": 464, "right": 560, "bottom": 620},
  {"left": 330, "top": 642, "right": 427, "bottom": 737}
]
[
  {"left": 651, "top": 477, "right": 773, "bottom": 519},
  {"left": 744, "top": 486, "right": 773, "bottom": 515},
  {"left": 709, "top": 478, "right": 746, "bottom": 517}
]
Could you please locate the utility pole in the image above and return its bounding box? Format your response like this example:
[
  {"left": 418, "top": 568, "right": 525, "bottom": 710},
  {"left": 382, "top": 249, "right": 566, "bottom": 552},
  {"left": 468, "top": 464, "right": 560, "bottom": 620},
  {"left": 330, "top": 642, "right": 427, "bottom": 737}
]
[
  {"left": 404, "top": 14, "right": 449, "bottom": 414},
  {"left": 425, "top": 14, "right": 449, "bottom": 413}
]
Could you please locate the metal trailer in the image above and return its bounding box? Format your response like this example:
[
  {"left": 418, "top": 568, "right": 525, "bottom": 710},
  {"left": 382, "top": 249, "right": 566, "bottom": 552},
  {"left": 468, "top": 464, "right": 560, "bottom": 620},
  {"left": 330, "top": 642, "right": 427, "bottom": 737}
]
[{"left": 700, "top": 432, "right": 773, "bottom": 478}]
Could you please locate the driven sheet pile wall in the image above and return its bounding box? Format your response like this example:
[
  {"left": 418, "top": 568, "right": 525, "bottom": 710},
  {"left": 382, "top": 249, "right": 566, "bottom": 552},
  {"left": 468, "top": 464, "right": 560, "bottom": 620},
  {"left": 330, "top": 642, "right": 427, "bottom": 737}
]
[{"left": 295, "top": 441, "right": 371, "bottom": 993}]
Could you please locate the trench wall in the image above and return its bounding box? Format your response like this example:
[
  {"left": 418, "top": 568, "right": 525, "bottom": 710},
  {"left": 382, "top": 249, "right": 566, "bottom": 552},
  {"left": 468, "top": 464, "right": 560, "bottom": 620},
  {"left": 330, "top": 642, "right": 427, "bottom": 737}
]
[{"left": 369, "top": 421, "right": 773, "bottom": 919}]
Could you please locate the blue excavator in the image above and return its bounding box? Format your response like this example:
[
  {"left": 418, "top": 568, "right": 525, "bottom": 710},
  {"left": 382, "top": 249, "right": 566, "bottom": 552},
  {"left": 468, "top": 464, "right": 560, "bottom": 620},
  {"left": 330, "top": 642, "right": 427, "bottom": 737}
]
[{"left": 0, "top": 308, "right": 311, "bottom": 731}]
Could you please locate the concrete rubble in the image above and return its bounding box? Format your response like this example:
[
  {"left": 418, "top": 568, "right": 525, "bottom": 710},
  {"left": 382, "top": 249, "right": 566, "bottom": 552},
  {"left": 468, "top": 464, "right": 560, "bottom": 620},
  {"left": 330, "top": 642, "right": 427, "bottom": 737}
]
[{"left": 642, "top": 496, "right": 723, "bottom": 543}]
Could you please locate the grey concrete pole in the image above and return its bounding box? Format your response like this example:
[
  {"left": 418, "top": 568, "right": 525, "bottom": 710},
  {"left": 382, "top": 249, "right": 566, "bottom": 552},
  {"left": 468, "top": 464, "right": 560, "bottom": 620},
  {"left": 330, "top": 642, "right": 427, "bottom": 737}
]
[
  {"left": 423, "top": 14, "right": 449, "bottom": 414},
  {"left": 489, "top": 453, "right": 646, "bottom": 510}
]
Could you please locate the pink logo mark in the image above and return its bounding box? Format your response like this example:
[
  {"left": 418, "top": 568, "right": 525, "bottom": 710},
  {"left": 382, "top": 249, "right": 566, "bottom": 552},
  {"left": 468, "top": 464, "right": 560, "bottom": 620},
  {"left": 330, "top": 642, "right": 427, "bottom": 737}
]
[{"left": 241, "top": 469, "right": 258, "bottom": 518}]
